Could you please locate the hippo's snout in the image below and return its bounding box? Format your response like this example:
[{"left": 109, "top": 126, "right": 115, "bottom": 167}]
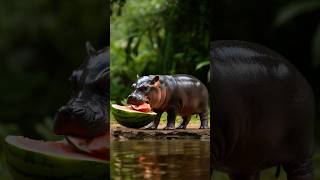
[{"left": 127, "top": 94, "right": 145, "bottom": 105}]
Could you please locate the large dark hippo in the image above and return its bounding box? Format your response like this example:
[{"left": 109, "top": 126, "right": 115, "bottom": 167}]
[
  {"left": 54, "top": 42, "right": 109, "bottom": 138},
  {"left": 210, "top": 40, "right": 314, "bottom": 180},
  {"left": 127, "top": 75, "right": 209, "bottom": 130}
]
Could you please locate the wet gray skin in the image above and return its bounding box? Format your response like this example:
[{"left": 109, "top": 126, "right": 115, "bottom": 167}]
[
  {"left": 210, "top": 40, "right": 314, "bottom": 180},
  {"left": 54, "top": 42, "right": 109, "bottom": 138},
  {"left": 127, "top": 74, "right": 209, "bottom": 130}
]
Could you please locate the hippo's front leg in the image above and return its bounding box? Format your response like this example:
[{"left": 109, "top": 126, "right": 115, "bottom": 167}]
[
  {"left": 164, "top": 109, "right": 176, "bottom": 130},
  {"left": 199, "top": 112, "right": 209, "bottom": 129},
  {"left": 146, "top": 112, "right": 163, "bottom": 130}
]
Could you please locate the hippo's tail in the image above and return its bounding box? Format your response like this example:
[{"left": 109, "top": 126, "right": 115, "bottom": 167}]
[{"left": 275, "top": 164, "right": 281, "bottom": 178}]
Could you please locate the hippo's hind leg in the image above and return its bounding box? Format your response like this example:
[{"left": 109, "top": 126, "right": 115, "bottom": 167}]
[
  {"left": 177, "top": 116, "right": 191, "bottom": 129},
  {"left": 199, "top": 111, "right": 209, "bottom": 129},
  {"left": 228, "top": 172, "right": 260, "bottom": 180},
  {"left": 283, "top": 158, "right": 313, "bottom": 180},
  {"left": 146, "top": 112, "right": 163, "bottom": 130}
]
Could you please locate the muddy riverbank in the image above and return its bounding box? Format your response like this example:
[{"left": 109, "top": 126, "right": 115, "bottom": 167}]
[{"left": 111, "top": 123, "right": 210, "bottom": 140}]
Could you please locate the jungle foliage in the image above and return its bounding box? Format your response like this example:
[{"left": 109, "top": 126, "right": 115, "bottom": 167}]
[{"left": 110, "top": 0, "right": 211, "bottom": 101}]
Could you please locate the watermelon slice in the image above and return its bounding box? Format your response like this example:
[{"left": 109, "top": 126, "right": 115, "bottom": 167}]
[
  {"left": 5, "top": 135, "right": 108, "bottom": 180},
  {"left": 111, "top": 104, "right": 156, "bottom": 128}
]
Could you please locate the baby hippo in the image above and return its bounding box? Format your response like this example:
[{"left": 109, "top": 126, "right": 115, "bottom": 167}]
[{"left": 127, "top": 74, "right": 209, "bottom": 130}]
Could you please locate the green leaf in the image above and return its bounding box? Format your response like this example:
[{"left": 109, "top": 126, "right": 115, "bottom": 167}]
[
  {"left": 196, "top": 61, "right": 210, "bottom": 70},
  {"left": 173, "top": 52, "right": 184, "bottom": 59},
  {"left": 274, "top": 1, "right": 320, "bottom": 27}
]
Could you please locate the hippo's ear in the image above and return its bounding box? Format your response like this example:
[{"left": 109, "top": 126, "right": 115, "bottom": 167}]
[
  {"left": 86, "top": 41, "right": 96, "bottom": 57},
  {"left": 136, "top": 74, "right": 140, "bottom": 79},
  {"left": 151, "top": 75, "right": 160, "bottom": 85}
]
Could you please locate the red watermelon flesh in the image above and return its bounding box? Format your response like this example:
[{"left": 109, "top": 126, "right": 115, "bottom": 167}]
[
  {"left": 130, "top": 103, "right": 151, "bottom": 112},
  {"left": 66, "top": 133, "right": 109, "bottom": 160}
]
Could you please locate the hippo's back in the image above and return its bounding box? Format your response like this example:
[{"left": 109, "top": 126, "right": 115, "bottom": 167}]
[
  {"left": 210, "top": 40, "right": 314, "bottom": 173},
  {"left": 162, "top": 74, "right": 208, "bottom": 115},
  {"left": 171, "top": 74, "right": 208, "bottom": 98}
]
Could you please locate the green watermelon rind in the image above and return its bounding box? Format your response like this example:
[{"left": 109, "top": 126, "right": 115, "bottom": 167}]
[
  {"left": 5, "top": 136, "right": 109, "bottom": 180},
  {"left": 111, "top": 104, "right": 156, "bottom": 128}
]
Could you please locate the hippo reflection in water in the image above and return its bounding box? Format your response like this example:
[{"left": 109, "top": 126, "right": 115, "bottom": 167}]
[{"left": 54, "top": 42, "right": 109, "bottom": 138}]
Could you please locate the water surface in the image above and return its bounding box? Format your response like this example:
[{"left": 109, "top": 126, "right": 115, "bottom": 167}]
[{"left": 111, "top": 139, "right": 210, "bottom": 180}]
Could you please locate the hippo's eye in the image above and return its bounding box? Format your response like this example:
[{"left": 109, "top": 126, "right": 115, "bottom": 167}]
[
  {"left": 131, "top": 84, "right": 136, "bottom": 89},
  {"left": 139, "top": 86, "right": 148, "bottom": 92}
]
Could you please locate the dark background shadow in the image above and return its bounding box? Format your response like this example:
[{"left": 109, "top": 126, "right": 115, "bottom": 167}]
[
  {"left": 210, "top": 0, "right": 320, "bottom": 147},
  {"left": 0, "top": 0, "right": 108, "bottom": 139}
]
